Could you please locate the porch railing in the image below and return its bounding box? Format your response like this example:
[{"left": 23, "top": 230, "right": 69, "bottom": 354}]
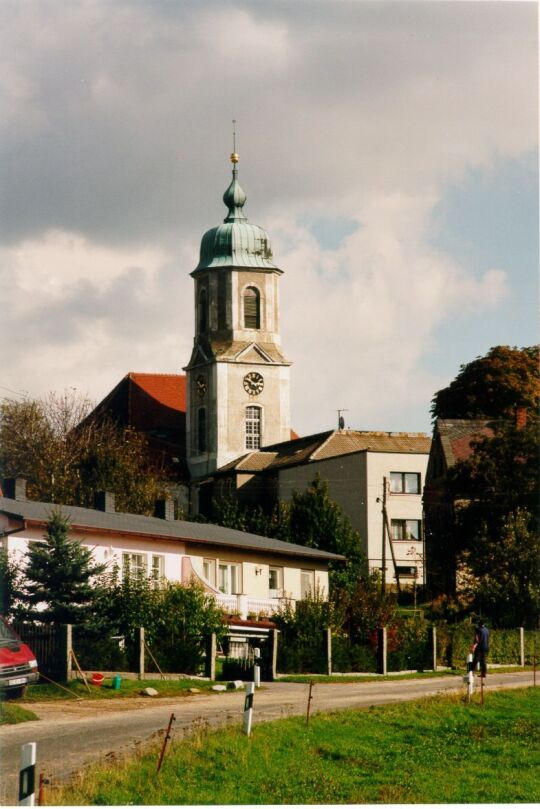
[{"left": 213, "top": 593, "right": 291, "bottom": 619}]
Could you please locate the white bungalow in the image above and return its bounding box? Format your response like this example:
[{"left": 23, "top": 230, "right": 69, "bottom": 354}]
[{"left": 0, "top": 479, "right": 342, "bottom": 621}]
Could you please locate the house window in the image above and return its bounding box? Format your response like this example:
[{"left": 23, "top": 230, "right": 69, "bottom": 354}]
[
  {"left": 389, "top": 472, "right": 421, "bottom": 494},
  {"left": 198, "top": 287, "right": 208, "bottom": 333},
  {"left": 269, "top": 566, "right": 283, "bottom": 594},
  {"left": 150, "top": 555, "right": 164, "bottom": 586},
  {"left": 203, "top": 558, "right": 216, "bottom": 586},
  {"left": 245, "top": 406, "right": 262, "bottom": 450},
  {"left": 390, "top": 519, "right": 422, "bottom": 541},
  {"left": 300, "top": 569, "right": 314, "bottom": 599},
  {"left": 218, "top": 563, "right": 241, "bottom": 595},
  {"left": 197, "top": 407, "right": 207, "bottom": 454},
  {"left": 395, "top": 565, "right": 417, "bottom": 578},
  {"left": 243, "top": 286, "right": 260, "bottom": 329},
  {"left": 122, "top": 552, "right": 147, "bottom": 578}
]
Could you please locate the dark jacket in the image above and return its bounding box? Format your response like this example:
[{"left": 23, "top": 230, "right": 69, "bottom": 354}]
[{"left": 475, "top": 626, "right": 489, "bottom": 652}]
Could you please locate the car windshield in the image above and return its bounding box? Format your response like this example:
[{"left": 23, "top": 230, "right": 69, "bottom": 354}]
[{"left": 0, "top": 618, "right": 19, "bottom": 645}]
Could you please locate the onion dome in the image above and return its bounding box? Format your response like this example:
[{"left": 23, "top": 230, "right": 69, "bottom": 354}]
[{"left": 194, "top": 156, "right": 280, "bottom": 272}]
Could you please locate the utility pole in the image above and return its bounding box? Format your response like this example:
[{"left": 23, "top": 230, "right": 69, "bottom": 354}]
[{"left": 379, "top": 477, "right": 401, "bottom": 597}]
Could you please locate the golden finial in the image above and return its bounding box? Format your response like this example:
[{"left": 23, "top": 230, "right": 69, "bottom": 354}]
[{"left": 230, "top": 119, "right": 239, "bottom": 164}]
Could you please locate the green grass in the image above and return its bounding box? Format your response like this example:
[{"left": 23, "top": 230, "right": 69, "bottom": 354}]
[
  {"left": 21, "top": 677, "right": 218, "bottom": 702},
  {"left": 0, "top": 701, "right": 39, "bottom": 724},
  {"left": 47, "top": 688, "right": 540, "bottom": 805}
]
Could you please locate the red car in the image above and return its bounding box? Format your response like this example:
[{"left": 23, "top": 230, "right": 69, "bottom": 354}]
[{"left": 0, "top": 617, "right": 39, "bottom": 698}]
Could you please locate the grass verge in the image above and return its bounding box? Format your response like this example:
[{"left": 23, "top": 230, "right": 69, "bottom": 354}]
[
  {"left": 21, "top": 677, "right": 218, "bottom": 702},
  {"left": 0, "top": 701, "right": 39, "bottom": 725},
  {"left": 277, "top": 666, "right": 531, "bottom": 684},
  {"left": 46, "top": 687, "right": 540, "bottom": 805}
]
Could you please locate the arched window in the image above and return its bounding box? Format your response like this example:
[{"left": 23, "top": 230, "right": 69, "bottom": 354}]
[
  {"left": 245, "top": 405, "right": 262, "bottom": 450},
  {"left": 197, "top": 407, "right": 207, "bottom": 454},
  {"left": 198, "top": 287, "right": 208, "bottom": 333},
  {"left": 243, "top": 286, "right": 260, "bottom": 329}
]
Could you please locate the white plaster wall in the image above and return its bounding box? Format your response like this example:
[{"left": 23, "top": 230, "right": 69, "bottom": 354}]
[{"left": 365, "top": 452, "right": 428, "bottom": 585}]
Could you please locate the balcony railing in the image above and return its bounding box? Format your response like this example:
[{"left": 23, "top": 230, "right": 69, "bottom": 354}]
[{"left": 213, "top": 593, "right": 291, "bottom": 620}]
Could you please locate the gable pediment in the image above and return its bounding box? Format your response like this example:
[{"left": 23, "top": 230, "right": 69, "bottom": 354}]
[{"left": 234, "top": 342, "right": 274, "bottom": 364}]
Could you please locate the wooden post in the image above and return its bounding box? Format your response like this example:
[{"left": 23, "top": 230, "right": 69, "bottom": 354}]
[
  {"left": 519, "top": 627, "right": 525, "bottom": 667},
  {"left": 138, "top": 627, "right": 145, "bottom": 680},
  {"left": 60, "top": 624, "right": 72, "bottom": 682},
  {"left": 431, "top": 625, "right": 437, "bottom": 671},
  {"left": 205, "top": 633, "right": 216, "bottom": 680},
  {"left": 377, "top": 626, "right": 387, "bottom": 675},
  {"left": 326, "top": 628, "right": 332, "bottom": 676},
  {"left": 306, "top": 681, "right": 314, "bottom": 725}
]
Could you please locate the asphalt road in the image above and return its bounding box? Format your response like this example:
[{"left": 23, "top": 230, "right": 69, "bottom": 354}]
[{"left": 0, "top": 670, "right": 534, "bottom": 805}]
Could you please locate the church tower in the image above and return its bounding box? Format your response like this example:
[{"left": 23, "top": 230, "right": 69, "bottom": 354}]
[{"left": 185, "top": 151, "right": 292, "bottom": 479}]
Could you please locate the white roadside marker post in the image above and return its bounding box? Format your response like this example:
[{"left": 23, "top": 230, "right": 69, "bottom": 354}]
[
  {"left": 19, "top": 742, "right": 36, "bottom": 806},
  {"left": 243, "top": 682, "right": 255, "bottom": 736},
  {"left": 466, "top": 653, "right": 475, "bottom": 701},
  {"left": 254, "top": 647, "right": 261, "bottom": 688}
]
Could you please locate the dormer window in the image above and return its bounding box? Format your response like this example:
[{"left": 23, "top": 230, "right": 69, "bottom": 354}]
[{"left": 244, "top": 286, "right": 260, "bottom": 329}]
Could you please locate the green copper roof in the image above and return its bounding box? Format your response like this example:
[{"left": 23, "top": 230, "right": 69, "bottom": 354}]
[{"left": 194, "top": 166, "right": 280, "bottom": 272}]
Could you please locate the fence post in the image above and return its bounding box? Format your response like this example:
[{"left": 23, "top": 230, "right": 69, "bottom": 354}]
[
  {"left": 519, "top": 627, "right": 525, "bottom": 667},
  {"left": 270, "top": 629, "right": 279, "bottom": 681},
  {"left": 431, "top": 625, "right": 437, "bottom": 671},
  {"left": 138, "top": 627, "right": 145, "bottom": 680},
  {"left": 377, "top": 626, "right": 387, "bottom": 675},
  {"left": 205, "top": 633, "right": 216, "bottom": 680},
  {"left": 59, "top": 624, "right": 72, "bottom": 682},
  {"left": 325, "top": 628, "right": 332, "bottom": 675}
]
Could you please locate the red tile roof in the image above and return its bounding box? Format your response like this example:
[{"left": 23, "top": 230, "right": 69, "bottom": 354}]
[{"left": 128, "top": 373, "right": 186, "bottom": 412}]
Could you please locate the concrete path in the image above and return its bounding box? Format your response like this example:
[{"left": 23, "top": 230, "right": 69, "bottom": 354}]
[{"left": 0, "top": 671, "right": 534, "bottom": 805}]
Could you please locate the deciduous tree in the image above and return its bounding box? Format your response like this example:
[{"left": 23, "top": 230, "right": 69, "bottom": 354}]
[
  {"left": 0, "top": 390, "right": 171, "bottom": 514},
  {"left": 431, "top": 345, "right": 539, "bottom": 420}
]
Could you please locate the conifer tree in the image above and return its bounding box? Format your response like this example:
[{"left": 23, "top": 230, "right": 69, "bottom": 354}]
[{"left": 18, "top": 511, "right": 106, "bottom": 624}]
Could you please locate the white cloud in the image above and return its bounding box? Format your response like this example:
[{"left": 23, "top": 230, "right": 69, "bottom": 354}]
[{"left": 0, "top": 1, "right": 535, "bottom": 433}]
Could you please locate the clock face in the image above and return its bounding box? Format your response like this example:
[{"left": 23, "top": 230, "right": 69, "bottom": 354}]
[
  {"left": 196, "top": 374, "right": 207, "bottom": 398},
  {"left": 243, "top": 371, "right": 264, "bottom": 396}
]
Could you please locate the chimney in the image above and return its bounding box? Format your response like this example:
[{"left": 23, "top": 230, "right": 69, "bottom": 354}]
[
  {"left": 2, "top": 478, "right": 27, "bottom": 501},
  {"left": 93, "top": 491, "right": 116, "bottom": 513},
  {"left": 516, "top": 408, "right": 527, "bottom": 430},
  {"left": 154, "top": 498, "right": 175, "bottom": 521}
]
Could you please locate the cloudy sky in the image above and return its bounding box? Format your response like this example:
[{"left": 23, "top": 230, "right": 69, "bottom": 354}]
[{"left": 1, "top": 0, "right": 537, "bottom": 436}]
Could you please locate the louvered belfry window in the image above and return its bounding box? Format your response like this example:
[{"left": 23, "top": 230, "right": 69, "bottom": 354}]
[
  {"left": 244, "top": 286, "right": 260, "bottom": 329},
  {"left": 197, "top": 407, "right": 207, "bottom": 454},
  {"left": 198, "top": 287, "right": 208, "bottom": 333}
]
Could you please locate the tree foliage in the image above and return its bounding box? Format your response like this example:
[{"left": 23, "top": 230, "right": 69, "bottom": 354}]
[
  {"left": 448, "top": 421, "right": 539, "bottom": 627},
  {"left": 16, "top": 511, "right": 107, "bottom": 624},
  {"left": 431, "top": 345, "right": 539, "bottom": 420},
  {"left": 91, "top": 566, "right": 226, "bottom": 674},
  {"left": 0, "top": 390, "right": 171, "bottom": 514}
]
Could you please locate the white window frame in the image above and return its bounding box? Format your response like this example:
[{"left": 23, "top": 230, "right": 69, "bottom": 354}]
[
  {"left": 150, "top": 554, "right": 164, "bottom": 585},
  {"left": 269, "top": 566, "right": 283, "bottom": 596},
  {"left": 218, "top": 562, "right": 242, "bottom": 595},
  {"left": 122, "top": 552, "right": 147, "bottom": 578},
  {"left": 203, "top": 558, "right": 216, "bottom": 587},
  {"left": 300, "top": 569, "right": 315, "bottom": 599},
  {"left": 245, "top": 405, "right": 262, "bottom": 450}
]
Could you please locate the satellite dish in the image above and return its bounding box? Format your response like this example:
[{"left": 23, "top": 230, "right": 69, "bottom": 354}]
[{"left": 338, "top": 416, "right": 345, "bottom": 430}]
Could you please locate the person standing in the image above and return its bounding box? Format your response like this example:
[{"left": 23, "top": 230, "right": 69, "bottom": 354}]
[{"left": 472, "top": 621, "right": 489, "bottom": 677}]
